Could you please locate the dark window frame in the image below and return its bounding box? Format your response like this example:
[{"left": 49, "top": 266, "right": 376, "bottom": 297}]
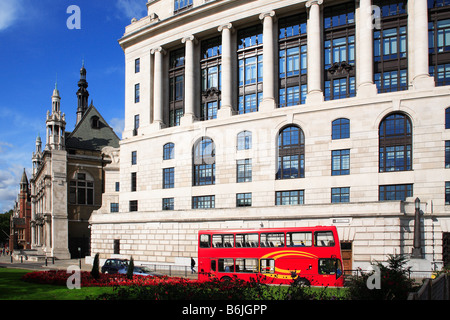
[
  {"left": 201, "top": 36, "right": 222, "bottom": 121},
  {"left": 323, "top": 2, "right": 356, "bottom": 101},
  {"left": 169, "top": 48, "right": 185, "bottom": 127},
  {"left": 379, "top": 113, "right": 412, "bottom": 172},
  {"left": 428, "top": 1, "right": 450, "bottom": 86},
  {"left": 373, "top": 0, "right": 408, "bottom": 93},
  {"left": 237, "top": 25, "right": 264, "bottom": 114},
  {"left": 278, "top": 13, "right": 308, "bottom": 107},
  {"left": 193, "top": 137, "right": 216, "bottom": 186},
  {"left": 277, "top": 125, "right": 305, "bottom": 179}
]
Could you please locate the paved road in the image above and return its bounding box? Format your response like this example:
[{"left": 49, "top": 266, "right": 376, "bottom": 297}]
[{"left": 0, "top": 254, "right": 92, "bottom": 272}]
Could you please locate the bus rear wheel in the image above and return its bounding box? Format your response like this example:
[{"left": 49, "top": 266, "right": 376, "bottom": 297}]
[{"left": 221, "top": 276, "right": 232, "bottom": 281}]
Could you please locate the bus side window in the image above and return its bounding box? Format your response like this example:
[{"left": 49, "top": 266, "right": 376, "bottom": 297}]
[
  {"left": 211, "top": 259, "right": 216, "bottom": 272},
  {"left": 287, "top": 232, "right": 312, "bottom": 247},
  {"left": 315, "top": 231, "right": 335, "bottom": 247},
  {"left": 260, "top": 259, "right": 275, "bottom": 274},
  {"left": 200, "top": 234, "right": 211, "bottom": 248},
  {"left": 261, "top": 233, "right": 284, "bottom": 247},
  {"left": 218, "top": 258, "right": 234, "bottom": 272}
]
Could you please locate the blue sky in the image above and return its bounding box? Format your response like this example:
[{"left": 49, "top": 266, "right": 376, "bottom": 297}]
[{"left": 0, "top": 0, "right": 148, "bottom": 212}]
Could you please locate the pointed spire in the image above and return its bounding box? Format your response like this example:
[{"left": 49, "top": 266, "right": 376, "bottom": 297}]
[{"left": 20, "top": 169, "right": 28, "bottom": 192}]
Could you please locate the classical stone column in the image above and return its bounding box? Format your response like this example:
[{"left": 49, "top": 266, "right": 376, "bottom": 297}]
[
  {"left": 181, "top": 35, "right": 197, "bottom": 125},
  {"left": 411, "top": 0, "right": 434, "bottom": 89},
  {"left": 259, "top": 11, "right": 276, "bottom": 111},
  {"left": 218, "top": 23, "right": 233, "bottom": 119},
  {"left": 357, "top": 0, "right": 377, "bottom": 97},
  {"left": 151, "top": 47, "right": 165, "bottom": 129},
  {"left": 306, "top": 0, "right": 324, "bottom": 104}
]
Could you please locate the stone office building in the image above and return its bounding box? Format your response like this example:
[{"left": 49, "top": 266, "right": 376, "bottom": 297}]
[{"left": 90, "top": 0, "right": 450, "bottom": 271}]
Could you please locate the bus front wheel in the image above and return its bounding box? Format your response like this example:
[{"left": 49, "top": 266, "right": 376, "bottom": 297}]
[{"left": 221, "top": 276, "right": 232, "bottom": 281}]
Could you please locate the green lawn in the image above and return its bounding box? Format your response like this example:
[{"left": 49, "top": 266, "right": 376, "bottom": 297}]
[{"left": 0, "top": 268, "right": 114, "bottom": 300}]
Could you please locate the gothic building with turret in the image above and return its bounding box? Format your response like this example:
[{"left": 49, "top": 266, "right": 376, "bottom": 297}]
[{"left": 29, "top": 65, "right": 120, "bottom": 259}]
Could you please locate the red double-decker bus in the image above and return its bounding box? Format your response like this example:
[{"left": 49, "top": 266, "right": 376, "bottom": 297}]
[{"left": 197, "top": 226, "right": 344, "bottom": 287}]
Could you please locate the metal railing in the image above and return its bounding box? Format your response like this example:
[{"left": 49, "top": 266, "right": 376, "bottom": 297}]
[{"left": 141, "top": 263, "right": 196, "bottom": 278}]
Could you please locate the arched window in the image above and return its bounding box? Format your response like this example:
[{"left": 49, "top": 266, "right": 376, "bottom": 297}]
[
  {"left": 237, "top": 131, "right": 252, "bottom": 150},
  {"left": 379, "top": 113, "right": 412, "bottom": 172},
  {"left": 69, "top": 172, "right": 94, "bottom": 205},
  {"left": 277, "top": 125, "right": 305, "bottom": 179},
  {"left": 163, "top": 143, "right": 175, "bottom": 160},
  {"left": 332, "top": 118, "right": 350, "bottom": 139},
  {"left": 193, "top": 137, "right": 215, "bottom": 186}
]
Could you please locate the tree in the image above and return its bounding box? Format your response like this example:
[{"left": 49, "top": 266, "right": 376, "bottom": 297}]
[
  {"left": 127, "top": 256, "right": 134, "bottom": 280},
  {"left": 0, "top": 210, "right": 12, "bottom": 246},
  {"left": 91, "top": 253, "right": 100, "bottom": 280},
  {"left": 346, "top": 254, "right": 415, "bottom": 300}
]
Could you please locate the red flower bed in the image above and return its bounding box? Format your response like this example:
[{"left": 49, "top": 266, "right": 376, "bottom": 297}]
[{"left": 22, "top": 270, "right": 190, "bottom": 287}]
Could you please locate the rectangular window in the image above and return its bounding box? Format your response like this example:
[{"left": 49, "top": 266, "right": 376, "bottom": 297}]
[
  {"left": 115, "top": 182, "right": 120, "bottom": 192},
  {"left": 315, "top": 231, "right": 336, "bottom": 247},
  {"left": 169, "top": 48, "right": 185, "bottom": 127},
  {"left": 235, "top": 258, "right": 258, "bottom": 273},
  {"left": 135, "top": 58, "right": 140, "bottom": 73},
  {"left": 275, "top": 190, "right": 304, "bottom": 205},
  {"left": 163, "top": 167, "right": 174, "bottom": 189},
  {"left": 131, "top": 172, "right": 136, "bottom": 192},
  {"left": 332, "top": 149, "right": 350, "bottom": 175},
  {"left": 174, "top": 0, "right": 193, "bottom": 13},
  {"left": 236, "top": 193, "right": 252, "bottom": 207},
  {"left": 114, "top": 239, "right": 120, "bottom": 254},
  {"left": 261, "top": 233, "right": 284, "bottom": 247},
  {"left": 286, "top": 232, "right": 312, "bottom": 247},
  {"left": 192, "top": 195, "right": 215, "bottom": 209},
  {"left": 429, "top": 12, "right": 450, "bottom": 86},
  {"left": 162, "top": 198, "right": 174, "bottom": 211},
  {"left": 373, "top": 0, "right": 408, "bottom": 93},
  {"left": 260, "top": 259, "right": 275, "bottom": 274},
  {"left": 379, "top": 184, "right": 413, "bottom": 201},
  {"left": 379, "top": 145, "right": 412, "bottom": 172},
  {"left": 133, "top": 114, "right": 139, "bottom": 136},
  {"left": 134, "top": 83, "right": 140, "bottom": 103},
  {"left": 331, "top": 187, "right": 350, "bottom": 203},
  {"left": 238, "top": 25, "right": 263, "bottom": 114},
  {"left": 446, "top": 181, "right": 450, "bottom": 204},
  {"left": 446, "top": 141, "right": 450, "bottom": 168},
  {"left": 201, "top": 37, "right": 221, "bottom": 121},
  {"left": 324, "top": 3, "right": 356, "bottom": 101},
  {"left": 212, "top": 234, "right": 234, "bottom": 248},
  {"left": 236, "top": 233, "right": 258, "bottom": 248},
  {"left": 129, "top": 200, "right": 138, "bottom": 212},
  {"left": 218, "top": 258, "right": 234, "bottom": 272},
  {"left": 201, "top": 101, "right": 218, "bottom": 120},
  {"left": 131, "top": 151, "right": 137, "bottom": 165},
  {"left": 110, "top": 203, "right": 119, "bottom": 213},
  {"left": 236, "top": 159, "right": 252, "bottom": 183}
]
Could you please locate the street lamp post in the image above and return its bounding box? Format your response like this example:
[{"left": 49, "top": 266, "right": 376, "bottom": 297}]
[{"left": 412, "top": 197, "right": 423, "bottom": 259}]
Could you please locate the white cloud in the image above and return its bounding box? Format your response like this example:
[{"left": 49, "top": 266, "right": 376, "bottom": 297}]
[
  {"left": 0, "top": 165, "right": 30, "bottom": 213},
  {"left": 0, "top": 0, "right": 22, "bottom": 31},
  {"left": 116, "top": 0, "right": 147, "bottom": 20},
  {"left": 110, "top": 117, "right": 124, "bottom": 138}
]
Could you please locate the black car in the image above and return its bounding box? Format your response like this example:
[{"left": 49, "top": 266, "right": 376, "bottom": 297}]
[{"left": 101, "top": 258, "right": 129, "bottom": 274}]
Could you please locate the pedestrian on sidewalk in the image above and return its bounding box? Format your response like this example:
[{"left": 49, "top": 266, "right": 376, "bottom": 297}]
[{"left": 191, "top": 257, "right": 196, "bottom": 274}]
